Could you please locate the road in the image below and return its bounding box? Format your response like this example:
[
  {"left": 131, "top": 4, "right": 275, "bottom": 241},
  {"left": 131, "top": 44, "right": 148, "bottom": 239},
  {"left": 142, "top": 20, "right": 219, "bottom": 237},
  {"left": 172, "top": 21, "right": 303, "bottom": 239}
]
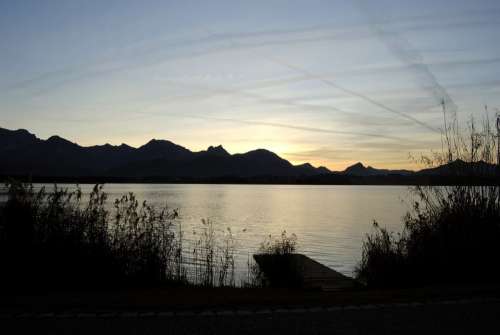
[{"left": 1, "top": 299, "right": 498, "bottom": 335}]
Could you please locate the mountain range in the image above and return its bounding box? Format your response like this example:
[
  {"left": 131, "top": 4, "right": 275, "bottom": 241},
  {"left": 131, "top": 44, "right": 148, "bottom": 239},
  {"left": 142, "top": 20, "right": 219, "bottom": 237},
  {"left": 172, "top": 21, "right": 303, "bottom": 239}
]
[
  {"left": 0, "top": 127, "right": 497, "bottom": 182},
  {"left": 0, "top": 127, "right": 330, "bottom": 178}
]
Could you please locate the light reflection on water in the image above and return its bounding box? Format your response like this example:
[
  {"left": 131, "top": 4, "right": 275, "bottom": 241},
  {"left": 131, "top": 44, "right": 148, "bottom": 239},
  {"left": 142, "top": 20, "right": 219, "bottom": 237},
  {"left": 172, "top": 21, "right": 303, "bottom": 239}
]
[{"left": 0, "top": 184, "right": 412, "bottom": 278}]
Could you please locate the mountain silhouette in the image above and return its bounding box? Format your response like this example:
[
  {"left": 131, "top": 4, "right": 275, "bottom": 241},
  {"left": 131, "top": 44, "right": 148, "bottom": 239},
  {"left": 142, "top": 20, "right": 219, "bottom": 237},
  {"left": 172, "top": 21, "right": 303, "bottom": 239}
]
[
  {"left": 1, "top": 127, "right": 496, "bottom": 181},
  {"left": 0, "top": 127, "right": 331, "bottom": 178},
  {"left": 341, "top": 162, "right": 413, "bottom": 176},
  {"left": 416, "top": 159, "right": 498, "bottom": 177}
]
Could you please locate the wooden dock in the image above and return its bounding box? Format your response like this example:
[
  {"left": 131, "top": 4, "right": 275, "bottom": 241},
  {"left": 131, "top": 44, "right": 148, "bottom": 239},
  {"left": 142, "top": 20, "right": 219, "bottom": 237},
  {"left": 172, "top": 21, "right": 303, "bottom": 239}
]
[{"left": 254, "top": 254, "right": 359, "bottom": 291}]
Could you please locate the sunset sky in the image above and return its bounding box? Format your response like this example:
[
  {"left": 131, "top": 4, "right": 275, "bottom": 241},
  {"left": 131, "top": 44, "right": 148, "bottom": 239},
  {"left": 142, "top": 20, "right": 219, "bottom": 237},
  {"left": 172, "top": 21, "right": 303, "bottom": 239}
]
[{"left": 1, "top": 0, "right": 499, "bottom": 170}]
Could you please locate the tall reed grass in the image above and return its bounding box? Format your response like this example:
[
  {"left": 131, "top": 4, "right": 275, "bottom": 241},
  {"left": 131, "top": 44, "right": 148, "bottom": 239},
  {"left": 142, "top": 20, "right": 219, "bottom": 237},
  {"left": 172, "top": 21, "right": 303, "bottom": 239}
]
[
  {"left": 0, "top": 182, "right": 185, "bottom": 289},
  {"left": 356, "top": 107, "right": 500, "bottom": 287},
  {"left": 191, "top": 219, "right": 236, "bottom": 287},
  {"left": 0, "top": 182, "right": 252, "bottom": 290}
]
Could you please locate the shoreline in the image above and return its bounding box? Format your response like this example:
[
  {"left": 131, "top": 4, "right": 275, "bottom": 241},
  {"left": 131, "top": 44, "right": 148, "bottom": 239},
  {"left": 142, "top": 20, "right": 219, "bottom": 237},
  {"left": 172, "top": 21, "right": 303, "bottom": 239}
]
[{"left": 1, "top": 177, "right": 497, "bottom": 186}]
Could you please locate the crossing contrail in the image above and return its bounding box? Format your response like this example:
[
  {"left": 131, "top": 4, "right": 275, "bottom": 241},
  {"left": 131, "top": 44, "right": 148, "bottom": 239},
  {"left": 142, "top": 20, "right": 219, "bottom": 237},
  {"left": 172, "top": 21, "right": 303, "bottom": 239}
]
[
  {"left": 150, "top": 78, "right": 365, "bottom": 121},
  {"left": 355, "top": 0, "right": 458, "bottom": 117},
  {"left": 4, "top": 8, "right": 499, "bottom": 96},
  {"left": 153, "top": 112, "right": 409, "bottom": 141},
  {"left": 194, "top": 26, "right": 441, "bottom": 134},
  {"left": 259, "top": 55, "right": 440, "bottom": 133}
]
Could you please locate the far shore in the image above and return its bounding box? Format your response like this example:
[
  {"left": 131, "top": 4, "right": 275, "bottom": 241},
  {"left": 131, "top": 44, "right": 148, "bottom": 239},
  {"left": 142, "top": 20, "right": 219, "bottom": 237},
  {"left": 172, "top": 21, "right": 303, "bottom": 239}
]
[{"left": 1, "top": 175, "right": 497, "bottom": 186}]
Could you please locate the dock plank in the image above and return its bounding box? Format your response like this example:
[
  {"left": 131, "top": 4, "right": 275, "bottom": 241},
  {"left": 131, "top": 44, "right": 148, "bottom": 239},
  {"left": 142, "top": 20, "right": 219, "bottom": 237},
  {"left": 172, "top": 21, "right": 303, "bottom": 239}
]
[{"left": 254, "top": 254, "right": 359, "bottom": 290}]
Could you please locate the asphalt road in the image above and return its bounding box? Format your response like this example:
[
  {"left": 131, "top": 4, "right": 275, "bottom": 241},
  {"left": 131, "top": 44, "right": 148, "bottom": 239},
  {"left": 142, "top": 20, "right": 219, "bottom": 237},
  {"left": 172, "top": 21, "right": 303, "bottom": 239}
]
[{"left": 1, "top": 299, "right": 498, "bottom": 335}]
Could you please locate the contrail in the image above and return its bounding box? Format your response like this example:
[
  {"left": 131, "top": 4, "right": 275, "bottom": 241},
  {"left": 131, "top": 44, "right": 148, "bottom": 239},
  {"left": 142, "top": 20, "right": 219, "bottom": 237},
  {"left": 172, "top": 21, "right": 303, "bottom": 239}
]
[
  {"left": 355, "top": 0, "right": 458, "bottom": 116},
  {"left": 24, "top": 109, "right": 390, "bottom": 140},
  {"left": 0, "top": 25, "right": 371, "bottom": 93},
  {"left": 147, "top": 75, "right": 423, "bottom": 128},
  {"left": 155, "top": 112, "right": 408, "bottom": 141},
  {"left": 4, "top": 9, "right": 499, "bottom": 95},
  {"left": 195, "top": 26, "right": 441, "bottom": 133},
  {"left": 150, "top": 78, "right": 363, "bottom": 121},
  {"left": 116, "top": 75, "right": 413, "bottom": 140},
  {"left": 260, "top": 55, "right": 440, "bottom": 133}
]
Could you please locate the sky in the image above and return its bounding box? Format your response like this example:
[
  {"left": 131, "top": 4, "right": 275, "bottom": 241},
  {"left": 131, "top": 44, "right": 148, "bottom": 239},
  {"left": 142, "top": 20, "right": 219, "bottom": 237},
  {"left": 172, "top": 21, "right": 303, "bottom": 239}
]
[{"left": 1, "top": 0, "right": 500, "bottom": 170}]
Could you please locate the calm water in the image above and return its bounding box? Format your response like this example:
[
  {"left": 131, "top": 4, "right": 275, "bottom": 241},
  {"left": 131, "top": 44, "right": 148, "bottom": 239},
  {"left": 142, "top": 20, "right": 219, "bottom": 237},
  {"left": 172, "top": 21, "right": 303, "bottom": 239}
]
[{"left": 0, "top": 184, "right": 413, "bottom": 278}]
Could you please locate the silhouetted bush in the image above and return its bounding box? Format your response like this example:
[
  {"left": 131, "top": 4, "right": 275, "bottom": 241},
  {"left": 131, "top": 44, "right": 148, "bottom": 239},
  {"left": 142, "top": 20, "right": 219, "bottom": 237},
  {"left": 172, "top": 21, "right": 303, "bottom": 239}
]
[
  {"left": 0, "top": 182, "right": 183, "bottom": 290},
  {"left": 356, "top": 109, "right": 500, "bottom": 287},
  {"left": 253, "top": 231, "right": 301, "bottom": 287},
  {"left": 259, "top": 230, "right": 298, "bottom": 255},
  {"left": 0, "top": 182, "right": 259, "bottom": 290}
]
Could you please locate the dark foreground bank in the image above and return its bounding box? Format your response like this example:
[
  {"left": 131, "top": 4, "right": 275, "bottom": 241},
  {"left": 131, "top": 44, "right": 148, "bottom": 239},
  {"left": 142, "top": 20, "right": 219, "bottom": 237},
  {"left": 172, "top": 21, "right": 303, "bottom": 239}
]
[
  {"left": 1, "top": 286, "right": 499, "bottom": 335},
  {"left": 2, "top": 284, "right": 500, "bottom": 313}
]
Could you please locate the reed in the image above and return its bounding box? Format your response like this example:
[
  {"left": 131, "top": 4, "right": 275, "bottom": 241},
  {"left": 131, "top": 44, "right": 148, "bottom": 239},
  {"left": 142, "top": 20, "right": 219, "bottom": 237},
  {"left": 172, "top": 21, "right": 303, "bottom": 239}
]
[
  {"left": 356, "top": 108, "right": 500, "bottom": 287},
  {"left": 0, "top": 182, "right": 244, "bottom": 289},
  {"left": 191, "top": 219, "right": 236, "bottom": 287}
]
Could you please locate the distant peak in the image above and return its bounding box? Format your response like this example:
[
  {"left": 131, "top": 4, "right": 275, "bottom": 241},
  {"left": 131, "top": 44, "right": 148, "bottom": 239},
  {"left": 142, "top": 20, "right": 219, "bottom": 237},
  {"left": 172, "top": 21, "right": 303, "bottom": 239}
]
[
  {"left": 137, "top": 138, "right": 191, "bottom": 158},
  {"left": 241, "top": 149, "right": 285, "bottom": 162},
  {"left": 208, "top": 144, "right": 225, "bottom": 151},
  {"left": 206, "top": 145, "right": 229, "bottom": 156},
  {"left": 47, "top": 135, "right": 71, "bottom": 143},
  {"left": 248, "top": 148, "right": 274, "bottom": 155},
  {"left": 15, "top": 128, "right": 33, "bottom": 135},
  {"left": 342, "top": 162, "right": 369, "bottom": 175},
  {"left": 0, "top": 127, "right": 35, "bottom": 138},
  {"left": 46, "top": 135, "right": 77, "bottom": 148},
  {"left": 142, "top": 138, "right": 175, "bottom": 148},
  {"left": 317, "top": 166, "right": 332, "bottom": 173},
  {"left": 349, "top": 162, "right": 365, "bottom": 169},
  {"left": 208, "top": 144, "right": 220, "bottom": 149}
]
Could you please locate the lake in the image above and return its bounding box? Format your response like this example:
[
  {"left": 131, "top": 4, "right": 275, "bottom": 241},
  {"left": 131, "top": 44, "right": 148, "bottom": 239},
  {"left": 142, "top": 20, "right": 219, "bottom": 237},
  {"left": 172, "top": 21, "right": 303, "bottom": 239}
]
[{"left": 0, "top": 184, "right": 414, "bottom": 279}]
